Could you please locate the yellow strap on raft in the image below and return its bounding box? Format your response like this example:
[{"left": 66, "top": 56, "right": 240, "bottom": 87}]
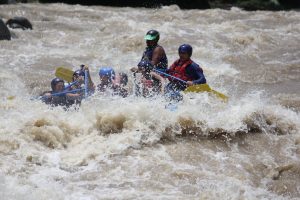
[
  {"left": 184, "top": 84, "right": 229, "bottom": 102},
  {"left": 55, "top": 67, "right": 74, "bottom": 82},
  {"left": 7, "top": 96, "right": 15, "bottom": 100}
]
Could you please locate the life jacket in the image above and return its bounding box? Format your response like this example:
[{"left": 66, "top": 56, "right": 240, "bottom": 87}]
[
  {"left": 141, "top": 79, "right": 154, "bottom": 88},
  {"left": 141, "top": 78, "right": 154, "bottom": 98},
  {"left": 168, "top": 59, "right": 194, "bottom": 82},
  {"left": 141, "top": 45, "right": 168, "bottom": 70},
  {"left": 139, "top": 73, "right": 162, "bottom": 97}
]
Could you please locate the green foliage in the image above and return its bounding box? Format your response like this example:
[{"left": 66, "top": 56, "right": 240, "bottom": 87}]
[
  {"left": 209, "top": 0, "right": 285, "bottom": 10},
  {"left": 236, "top": 0, "right": 281, "bottom": 10}
]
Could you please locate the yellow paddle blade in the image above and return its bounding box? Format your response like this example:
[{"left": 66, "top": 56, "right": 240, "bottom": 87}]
[
  {"left": 184, "top": 84, "right": 212, "bottom": 93},
  {"left": 184, "top": 84, "right": 229, "bottom": 102},
  {"left": 210, "top": 89, "right": 229, "bottom": 102},
  {"left": 55, "top": 67, "right": 74, "bottom": 82}
]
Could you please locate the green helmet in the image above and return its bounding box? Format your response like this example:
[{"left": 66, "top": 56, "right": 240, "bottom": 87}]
[{"left": 144, "top": 30, "right": 160, "bottom": 41}]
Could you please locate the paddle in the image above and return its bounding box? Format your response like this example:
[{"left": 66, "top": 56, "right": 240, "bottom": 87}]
[
  {"left": 35, "top": 88, "right": 85, "bottom": 101},
  {"left": 184, "top": 84, "right": 228, "bottom": 101},
  {"left": 64, "top": 80, "right": 79, "bottom": 90},
  {"left": 55, "top": 67, "right": 74, "bottom": 82},
  {"left": 55, "top": 67, "right": 90, "bottom": 98},
  {"left": 51, "top": 88, "right": 85, "bottom": 96},
  {"left": 84, "top": 70, "right": 88, "bottom": 98},
  {"left": 153, "top": 69, "right": 228, "bottom": 101}
]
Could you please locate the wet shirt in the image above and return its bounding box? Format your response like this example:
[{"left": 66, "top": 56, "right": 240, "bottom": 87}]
[
  {"left": 97, "top": 84, "right": 128, "bottom": 98},
  {"left": 41, "top": 91, "right": 69, "bottom": 107},
  {"left": 97, "top": 74, "right": 128, "bottom": 98},
  {"left": 185, "top": 63, "right": 206, "bottom": 85},
  {"left": 141, "top": 45, "right": 168, "bottom": 71}
]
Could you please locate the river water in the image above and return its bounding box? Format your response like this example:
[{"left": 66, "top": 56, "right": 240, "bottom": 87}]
[{"left": 0, "top": 3, "right": 300, "bottom": 199}]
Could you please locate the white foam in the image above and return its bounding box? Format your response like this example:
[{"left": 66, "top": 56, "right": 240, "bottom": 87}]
[{"left": 0, "top": 4, "right": 300, "bottom": 199}]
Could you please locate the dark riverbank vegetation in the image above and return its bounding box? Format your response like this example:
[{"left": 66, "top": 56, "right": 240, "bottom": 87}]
[{"left": 0, "top": 0, "right": 299, "bottom": 10}]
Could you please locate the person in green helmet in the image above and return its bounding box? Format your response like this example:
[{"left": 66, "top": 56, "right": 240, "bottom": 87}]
[
  {"left": 131, "top": 30, "right": 168, "bottom": 96},
  {"left": 131, "top": 30, "right": 168, "bottom": 73}
]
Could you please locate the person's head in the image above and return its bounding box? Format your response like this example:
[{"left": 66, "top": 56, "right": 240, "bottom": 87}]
[
  {"left": 73, "top": 70, "right": 85, "bottom": 82},
  {"left": 137, "top": 60, "right": 153, "bottom": 74},
  {"left": 145, "top": 30, "right": 159, "bottom": 47},
  {"left": 99, "top": 67, "right": 115, "bottom": 84},
  {"left": 51, "top": 78, "right": 64, "bottom": 92},
  {"left": 178, "top": 44, "right": 192, "bottom": 61},
  {"left": 80, "top": 64, "right": 85, "bottom": 70},
  {"left": 119, "top": 72, "right": 128, "bottom": 86}
]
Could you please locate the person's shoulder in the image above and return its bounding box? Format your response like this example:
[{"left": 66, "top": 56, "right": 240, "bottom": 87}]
[
  {"left": 155, "top": 45, "right": 165, "bottom": 51},
  {"left": 191, "top": 61, "right": 203, "bottom": 69},
  {"left": 190, "top": 60, "right": 199, "bottom": 67},
  {"left": 187, "top": 61, "right": 202, "bottom": 71},
  {"left": 186, "top": 61, "right": 197, "bottom": 68}
]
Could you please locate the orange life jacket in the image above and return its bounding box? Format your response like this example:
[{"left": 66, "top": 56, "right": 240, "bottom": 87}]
[{"left": 169, "top": 59, "right": 193, "bottom": 82}]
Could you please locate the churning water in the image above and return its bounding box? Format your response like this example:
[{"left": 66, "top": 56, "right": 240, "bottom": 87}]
[{"left": 0, "top": 3, "right": 300, "bottom": 199}]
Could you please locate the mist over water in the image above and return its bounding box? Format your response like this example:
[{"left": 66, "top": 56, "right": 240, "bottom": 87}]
[{"left": 0, "top": 3, "right": 300, "bottom": 199}]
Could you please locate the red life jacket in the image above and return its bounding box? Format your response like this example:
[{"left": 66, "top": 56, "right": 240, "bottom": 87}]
[
  {"left": 141, "top": 78, "right": 153, "bottom": 88},
  {"left": 169, "top": 59, "right": 193, "bottom": 82}
]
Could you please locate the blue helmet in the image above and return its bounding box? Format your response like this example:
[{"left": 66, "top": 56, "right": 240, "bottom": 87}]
[
  {"left": 137, "top": 60, "right": 153, "bottom": 72},
  {"left": 178, "top": 44, "right": 193, "bottom": 57},
  {"left": 99, "top": 67, "right": 115, "bottom": 79},
  {"left": 51, "top": 78, "right": 64, "bottom": 91}
]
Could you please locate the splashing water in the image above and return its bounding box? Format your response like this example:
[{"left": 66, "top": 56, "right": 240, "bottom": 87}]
[{"left": 0, "top": 3, "right": 299, "bottom": 199}]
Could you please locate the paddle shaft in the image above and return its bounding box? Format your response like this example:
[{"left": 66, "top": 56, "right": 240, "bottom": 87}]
[
  {"left": 34, "top": 88, "right": 84, "bottom": 101},
  {"left": 84, "top": 70, "right": 88, "bottom": 98},
  {"left": 153, "top": 69, "right": 187, "bottom": 84},
  {"left": 51, "top": 88, "right": 84, "bottom": 96},
  {"left": 64, "top": 80, "right": 79, "bottom": 90}
]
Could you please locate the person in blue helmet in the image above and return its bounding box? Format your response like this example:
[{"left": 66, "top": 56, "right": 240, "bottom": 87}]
[
  {"left": 61, "top": 65, "right": 95, "bottom": 105},
  {"left": 131, "top": 30, "right": 168, "bottom": 73},
  {"left": 135, "top": 60, "right": 165, "bottom": 97},
  {"left": 165, "top": 44, "right": 206, "bottom": 93},
  {"left": 41, "top": 78, "right": 82, "bottom": 107},
  {"left": 70, "top": 65, "right": 95, "bottom": 94},
  {"left": 97, "top": 67, "right": 128, "bottom": 98}
]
